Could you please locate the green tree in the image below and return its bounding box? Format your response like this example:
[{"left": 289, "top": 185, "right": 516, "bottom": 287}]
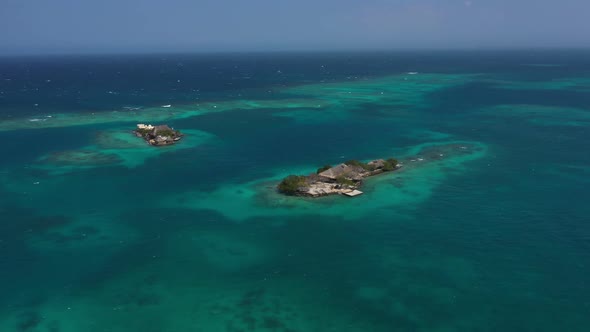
[
  {"left": 278, "top": 175, "right": 308, "bottom": 195},
  {"left": 135, "top": 128, "right": 152, "bottom": 136},
  {"left": 383, "top": 158, "right": 399, "bottom": 171},
  {"left": 156, "top": 129, "right": 176, "bottom": 137},
  {"left": 335, "top": 175, "right": 355, "bottom": 186}
]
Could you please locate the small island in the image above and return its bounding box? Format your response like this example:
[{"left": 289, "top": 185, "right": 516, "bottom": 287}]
[
  {"left": 278, "top": 158, "right": 400, "bottom": 197},
  {"left": 133, "top": 124, "right": 183, "bottom": 146}
]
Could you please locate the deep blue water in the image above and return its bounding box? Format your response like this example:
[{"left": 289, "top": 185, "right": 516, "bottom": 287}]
[{"left": 0, "top": 50, "right": 589, "bottom": 331}]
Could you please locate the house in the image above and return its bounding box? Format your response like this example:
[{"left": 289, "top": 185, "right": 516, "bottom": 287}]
[
  {"left": 318, "top": 164, "right": 365, "bottom": 181},
  {"left": 136, "top": 124, "right": 154, "bottom": 130}
]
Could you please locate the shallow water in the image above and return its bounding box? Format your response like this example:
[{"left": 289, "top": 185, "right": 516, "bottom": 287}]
[{"left": 1, "top": 51, "right": 589, "bottom": 331}]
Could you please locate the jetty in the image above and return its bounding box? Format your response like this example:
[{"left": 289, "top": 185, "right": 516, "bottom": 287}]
[
  {"left": 344, "top": 190, "right": 364, "bottom": 197},
  {"left": 277, "top": 158, "right": 400, "bottom": 198},
  {"left": 133, "top": 124, "right": 183, "bottom": 146}
]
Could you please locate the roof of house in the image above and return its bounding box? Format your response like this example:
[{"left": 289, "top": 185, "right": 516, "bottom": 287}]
[{"left": 318, "top": 164, "right": 364, "bottom": 181}]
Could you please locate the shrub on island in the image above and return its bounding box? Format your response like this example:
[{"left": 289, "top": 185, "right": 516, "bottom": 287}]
[
  {"left": 135, "top": 128, "right": 153, "bottom": 136},
  {"left": 345, "top": 158, "right": 399, "bottom": 171},
  {"left": 278, "top": 175, "right": 308, "bottom": 195},
  {"left": 155, "top": 129, "right": 176, "bottom": 137},
  {"left": 335, "top": 175, "right": 356, "bottom": 186},
  {"left": 382, "top": 158, "right": 399, "bottom": 171}
]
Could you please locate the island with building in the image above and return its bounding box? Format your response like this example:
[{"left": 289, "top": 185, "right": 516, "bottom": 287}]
[
  {"left": 278, "top": 158, "right": 400, "bottom": 198},
  {"left": 133, "top": 124, "right": 183, "bottom": 146}
]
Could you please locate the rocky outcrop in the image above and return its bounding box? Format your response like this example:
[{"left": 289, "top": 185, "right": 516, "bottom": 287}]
[{"left": 133, "top": 124, "right": 183, "bottom": 146}]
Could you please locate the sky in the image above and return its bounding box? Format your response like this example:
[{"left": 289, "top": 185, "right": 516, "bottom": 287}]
[{"left": 1, "top": 0, "right": 589, "bottom": 55}]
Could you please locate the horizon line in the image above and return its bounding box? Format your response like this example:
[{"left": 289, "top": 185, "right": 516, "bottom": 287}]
[{"left": 2, "top": 46, "right": 590, "bottom": 58}]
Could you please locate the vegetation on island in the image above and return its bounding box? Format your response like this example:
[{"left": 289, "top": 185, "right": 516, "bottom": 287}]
[
  {"left": 155, "top": 129, "right": 177, "bottom": 137},
  {"left": 134, "top": 127, "right": 153, "bottom": 136},
  {"left": 335, "top": 175, "right": 356, "bottom": 186},
  {"left": 277, "top": 175, "right": 309, "bottom": 195},
  {"left": 344, "top": 159, "right": 399, "bottom": 171},
  {"left": 382, "top": 158, "right": 399, "bottom": 171}
]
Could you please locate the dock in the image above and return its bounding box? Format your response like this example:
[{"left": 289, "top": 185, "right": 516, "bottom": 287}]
[{"left": 343, "top": 190, "right": 364, "bottom": 197}]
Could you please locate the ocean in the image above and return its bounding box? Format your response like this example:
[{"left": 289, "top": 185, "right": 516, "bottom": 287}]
[{"left": 0, "top": 50, "right": 589, "bottom": 331}]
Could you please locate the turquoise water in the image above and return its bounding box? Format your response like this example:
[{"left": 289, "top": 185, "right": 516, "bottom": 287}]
[{"left": 1, "top": 51, "right": 590, "bottom": 331}]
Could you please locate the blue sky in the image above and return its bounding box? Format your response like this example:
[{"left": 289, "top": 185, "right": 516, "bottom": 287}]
[{"left": 1, "top": 0, "right": 588, "bottom": 54}]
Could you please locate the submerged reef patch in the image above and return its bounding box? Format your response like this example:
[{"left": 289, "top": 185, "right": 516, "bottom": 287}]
[
  {"left": 164, "top": 141, "right": 488, "bottom": 222},
  {"left": 35, "top": 129, "right": 214, "bottom": 174}
]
